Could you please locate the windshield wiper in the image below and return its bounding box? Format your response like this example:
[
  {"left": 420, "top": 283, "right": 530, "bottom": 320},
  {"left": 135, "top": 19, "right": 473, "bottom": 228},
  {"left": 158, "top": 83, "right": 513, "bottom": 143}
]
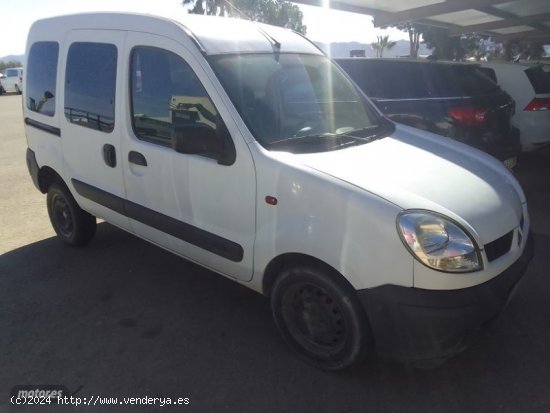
[
  {"left": 265, "top": 121, "right": 389, "bottom": 150},
  {"left": 341, "top": 125, "right": 385, "bottom": 140},
  {"left": 266, "top": 133, "right": 339, "bottom": 148},
  {"left": 266, "top": 128, "right": 383, "bottom": 150}
]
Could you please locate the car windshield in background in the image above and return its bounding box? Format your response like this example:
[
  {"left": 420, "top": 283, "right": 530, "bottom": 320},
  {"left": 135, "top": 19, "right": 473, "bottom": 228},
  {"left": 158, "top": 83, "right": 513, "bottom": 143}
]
[
  {"left": 346, "top": 61, "right": 500, "bottom": 99},
  {"left": 525, "top": 66, "right": 550, "bottom": 94},
  {"left": 209, "top": 54, "right": 382, "bottom": 153}
]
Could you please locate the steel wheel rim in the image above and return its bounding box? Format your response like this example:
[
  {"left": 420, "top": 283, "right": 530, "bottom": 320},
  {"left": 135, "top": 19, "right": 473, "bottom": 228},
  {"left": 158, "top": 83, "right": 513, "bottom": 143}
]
[
  {"left": 281, "top": 282, "right": 347, "bottom": 357},
  {"left": 52, "top": 194, "right": 74, "bottom": 238}
]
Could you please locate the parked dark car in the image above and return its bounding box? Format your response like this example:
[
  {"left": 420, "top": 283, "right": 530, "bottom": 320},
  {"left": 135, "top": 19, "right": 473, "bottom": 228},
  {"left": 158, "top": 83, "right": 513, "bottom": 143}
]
[{"left": 335, "top": 58, "right": 521, "bottom": 168}]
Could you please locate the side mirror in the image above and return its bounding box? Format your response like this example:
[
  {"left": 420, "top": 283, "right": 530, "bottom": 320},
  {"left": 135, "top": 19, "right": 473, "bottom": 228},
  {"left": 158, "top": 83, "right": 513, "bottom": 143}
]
[{"left": 172, "top": 123, "right": 235, "bottom": 165}]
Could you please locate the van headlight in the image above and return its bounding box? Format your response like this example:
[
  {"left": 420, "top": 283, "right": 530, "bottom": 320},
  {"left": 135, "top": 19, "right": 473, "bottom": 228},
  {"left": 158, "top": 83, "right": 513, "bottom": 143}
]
[{"left": 397, "top": 211, "right": 482, "bottom": 273}]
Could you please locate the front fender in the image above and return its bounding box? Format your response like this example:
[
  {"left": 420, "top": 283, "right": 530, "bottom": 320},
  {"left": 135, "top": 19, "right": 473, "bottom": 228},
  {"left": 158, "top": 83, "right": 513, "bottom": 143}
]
[{"left": 251, "top": 157, "right": 413, "bottom": 292}]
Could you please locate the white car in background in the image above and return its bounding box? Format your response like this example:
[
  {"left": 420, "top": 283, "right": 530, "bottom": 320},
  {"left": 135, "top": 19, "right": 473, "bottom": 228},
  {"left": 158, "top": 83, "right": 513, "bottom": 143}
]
[
  {"left": 480, "top": 62, "right": 550, "bottom": 152},
  {"left": 2, "top": 67, "right": 23, "bottom": 94}
]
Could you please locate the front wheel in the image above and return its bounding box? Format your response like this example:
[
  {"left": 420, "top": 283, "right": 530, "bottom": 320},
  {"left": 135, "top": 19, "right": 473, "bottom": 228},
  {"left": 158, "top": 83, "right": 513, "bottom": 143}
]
[
  {"left": 47, "top": 183, "right": 97, "bottom": 246},
  {"left": 270, "top": 265, "right": 372, "bottom": 370}
]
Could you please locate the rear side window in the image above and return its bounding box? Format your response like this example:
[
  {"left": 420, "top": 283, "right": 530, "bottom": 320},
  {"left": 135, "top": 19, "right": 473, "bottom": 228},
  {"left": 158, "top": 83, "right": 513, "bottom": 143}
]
[
  {"left": 26, "top": 42, "right": 59, "bottom": 117},
  {"left": 130, "top": 46, "right": 220, "bottom": 147},
  {"left": 525, "top": 66, "right": 550, "bottom": 94},
  {"left": 65, "top": 42, "right": 117, "bottom": 133}
]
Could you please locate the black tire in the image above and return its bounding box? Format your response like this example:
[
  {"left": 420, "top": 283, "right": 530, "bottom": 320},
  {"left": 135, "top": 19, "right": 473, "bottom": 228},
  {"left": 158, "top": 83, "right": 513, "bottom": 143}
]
[
  {"left": 47, "top": 182, "right": 96, "bottom": 246},
  {"left": 270, "top": 265, "right": 372, "bottom": 370},
  {"left": 15, "top": 84, "right": 21, "bottom": 94}
]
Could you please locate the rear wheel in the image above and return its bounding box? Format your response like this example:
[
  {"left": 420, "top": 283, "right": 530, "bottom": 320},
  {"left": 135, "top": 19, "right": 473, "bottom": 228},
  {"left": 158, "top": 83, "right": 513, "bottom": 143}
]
[
  {"left": 15, "top": 84, "right": 21, "bottom": 94},
  {"left": 47, "top": 183, "right": 96, "bottom": 246},
  {"left": 270, "top": 265, "right": 372, "bottom": 370}
]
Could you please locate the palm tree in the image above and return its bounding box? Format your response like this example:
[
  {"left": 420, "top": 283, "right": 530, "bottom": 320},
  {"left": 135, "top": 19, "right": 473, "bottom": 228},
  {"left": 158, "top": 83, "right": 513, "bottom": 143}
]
[{"left": 371, "top": 35, "right": 397, "bottom": 58}]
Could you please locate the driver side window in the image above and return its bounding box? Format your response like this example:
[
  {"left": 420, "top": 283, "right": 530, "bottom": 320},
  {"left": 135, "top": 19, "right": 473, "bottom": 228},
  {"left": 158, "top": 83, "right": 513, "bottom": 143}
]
[{"left": 130, "top": 47, "right": 220, "bottom": 147}]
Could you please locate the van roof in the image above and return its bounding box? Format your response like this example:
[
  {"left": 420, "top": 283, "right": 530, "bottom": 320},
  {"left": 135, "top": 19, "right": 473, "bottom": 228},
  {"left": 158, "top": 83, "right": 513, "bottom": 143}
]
[{"left": 27, "top": 12, "right": 322, "bottom": 56}]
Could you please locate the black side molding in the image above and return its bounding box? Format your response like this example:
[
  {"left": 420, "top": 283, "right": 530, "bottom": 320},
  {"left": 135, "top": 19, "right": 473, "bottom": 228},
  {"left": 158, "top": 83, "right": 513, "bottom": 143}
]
[
  {"left": 71, "top": 179, "right": 244, "bottom": 262},
  {"left": 24, "top": 118, "right": 61, "bottom": 137},
  {"left": 72, "top": 179, "right": 125, "bottom": 216}
]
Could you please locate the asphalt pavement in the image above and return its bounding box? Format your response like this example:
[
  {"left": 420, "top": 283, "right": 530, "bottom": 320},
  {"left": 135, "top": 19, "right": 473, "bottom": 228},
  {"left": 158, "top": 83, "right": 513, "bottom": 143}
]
[{"left": 1, "top": 93, "right": 550, "bottom": 413}]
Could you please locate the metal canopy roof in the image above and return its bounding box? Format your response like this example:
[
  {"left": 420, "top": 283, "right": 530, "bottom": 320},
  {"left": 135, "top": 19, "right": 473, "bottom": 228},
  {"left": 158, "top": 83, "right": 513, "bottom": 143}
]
[{"left": 293, "top": 0, "right": 550, "bottom": 43}]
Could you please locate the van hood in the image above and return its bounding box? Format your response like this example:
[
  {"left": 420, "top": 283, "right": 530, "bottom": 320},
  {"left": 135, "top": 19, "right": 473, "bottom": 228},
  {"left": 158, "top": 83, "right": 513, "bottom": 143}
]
[{"left": 290, "top": 125, "right": 525, "bottom": 245}]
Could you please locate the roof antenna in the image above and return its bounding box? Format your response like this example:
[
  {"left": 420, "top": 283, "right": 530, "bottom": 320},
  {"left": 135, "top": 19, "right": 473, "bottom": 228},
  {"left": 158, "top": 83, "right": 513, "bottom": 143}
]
[
  {"left": 221, "top": 0, "right": 281, "bottom": 51},
  {"left": 258, "top": 27, "right": 282, "bottom": 51}
]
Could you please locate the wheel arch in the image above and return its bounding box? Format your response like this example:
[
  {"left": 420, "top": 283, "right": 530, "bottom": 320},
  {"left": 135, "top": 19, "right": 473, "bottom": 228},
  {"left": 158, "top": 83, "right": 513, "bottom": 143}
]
[
  {"left": 262, "top": 253, "right": 356, "bottom": 298},
  {"left": 37, "top": 166, "right": 65, "bottom": 194}
]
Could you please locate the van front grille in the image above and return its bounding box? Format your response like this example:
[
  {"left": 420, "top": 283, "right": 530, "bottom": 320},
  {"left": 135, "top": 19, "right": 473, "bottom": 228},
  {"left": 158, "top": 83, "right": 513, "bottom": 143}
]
[{"left": 484, "top": 231, "right": 513, "bottom": 262}]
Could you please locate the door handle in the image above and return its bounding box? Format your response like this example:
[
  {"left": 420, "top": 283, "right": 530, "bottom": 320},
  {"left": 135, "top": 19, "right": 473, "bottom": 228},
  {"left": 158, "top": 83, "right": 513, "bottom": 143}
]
[
  {"left": 128, "top": 151, "right": 148, "bottom": 166},
  {"left": 103, "top": 144, "right": 116, "bottom": 168}
]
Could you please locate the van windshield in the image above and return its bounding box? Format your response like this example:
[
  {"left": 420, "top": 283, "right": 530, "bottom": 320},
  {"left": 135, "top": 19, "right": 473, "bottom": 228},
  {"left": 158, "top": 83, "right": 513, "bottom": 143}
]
[{"left": 209, "top": 54, "right": 383, "bottom": 153}]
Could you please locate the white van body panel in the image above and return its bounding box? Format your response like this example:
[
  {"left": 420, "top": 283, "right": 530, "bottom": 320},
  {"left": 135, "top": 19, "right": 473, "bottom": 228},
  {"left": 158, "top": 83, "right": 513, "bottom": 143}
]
[
  {"left": 297, "top": 126, "right": 524, "bottom": 244},
  {"left": 249, "top": 144, "right": 414, "bottom": 292},
  {"left": 25, "top": 126, "right": 63, "bottom": 182},
  {"left": 249, "top": 124, "right": 527, "bottom": 291}
]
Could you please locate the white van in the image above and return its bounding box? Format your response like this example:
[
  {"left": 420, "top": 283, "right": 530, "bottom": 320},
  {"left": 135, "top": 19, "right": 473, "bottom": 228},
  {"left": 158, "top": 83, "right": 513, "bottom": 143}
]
[
  {"left": 24, "top": 13, "right": 533, "bottom": 370},
  {"left": 2, "top": 67, "right": 23, "bottom": 94}
]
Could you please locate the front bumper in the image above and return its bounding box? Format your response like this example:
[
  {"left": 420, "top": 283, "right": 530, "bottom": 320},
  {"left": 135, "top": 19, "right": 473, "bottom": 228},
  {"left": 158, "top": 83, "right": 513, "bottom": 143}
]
[{"left": 357, "top": 232, "right": 534, "bottom": 361}]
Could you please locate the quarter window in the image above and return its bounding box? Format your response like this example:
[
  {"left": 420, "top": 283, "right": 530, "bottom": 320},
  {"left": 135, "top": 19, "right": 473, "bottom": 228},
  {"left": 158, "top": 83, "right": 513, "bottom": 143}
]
[
  {"left": 27, "top": 42, "right": 58, "bottom": 116},
  {"left": 130, "top": 47, "right": 220, "bottom": 147},
  {"left": 65, "top": 42, "right": 117, "bottom": 132}
]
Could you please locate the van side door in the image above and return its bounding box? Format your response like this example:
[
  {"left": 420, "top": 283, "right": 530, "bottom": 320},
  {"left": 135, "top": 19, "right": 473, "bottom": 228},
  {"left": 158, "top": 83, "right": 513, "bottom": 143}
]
[
  {"left": 121, "top": 32, "right": 256, "bottom": 281},
  {"left": 61, "top": 30, "right": 130, "bottom": 231}
]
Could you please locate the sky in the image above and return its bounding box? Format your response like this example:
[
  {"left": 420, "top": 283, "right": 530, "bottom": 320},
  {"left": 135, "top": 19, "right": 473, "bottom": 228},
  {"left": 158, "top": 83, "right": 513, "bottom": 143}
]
[{"left": 0, "top": 0, "right": 408, "bottom": 58}]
